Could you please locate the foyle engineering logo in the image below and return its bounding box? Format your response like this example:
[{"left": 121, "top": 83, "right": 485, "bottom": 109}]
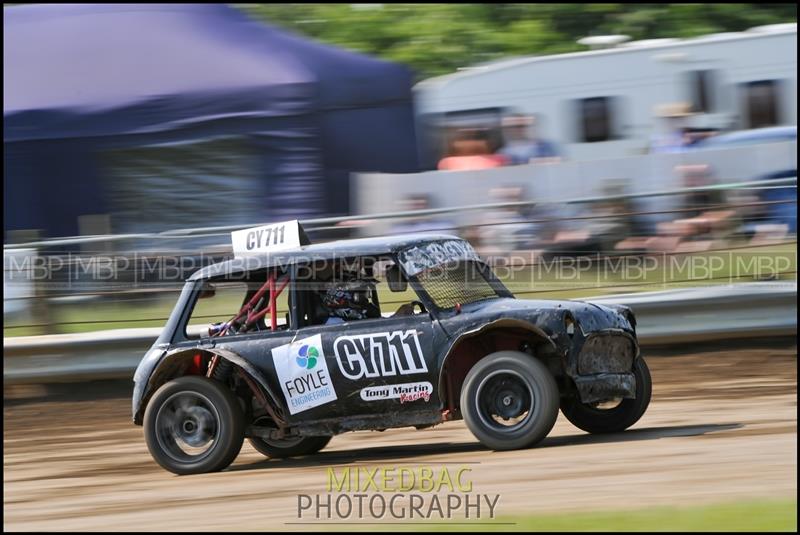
[
  {"left": 272, "top": 334, "right": 337, "bottom": 415},
  {"left": 296, "top": 345, "right": 319, "bottom": 370}
]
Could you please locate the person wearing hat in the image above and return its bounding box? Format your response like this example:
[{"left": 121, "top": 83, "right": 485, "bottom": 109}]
[
  {"left": 498, "top": 114, "right": 561, "bottom": 165},
  {"left": 650, "top": 102, "right": 695, "bottom": 153}
]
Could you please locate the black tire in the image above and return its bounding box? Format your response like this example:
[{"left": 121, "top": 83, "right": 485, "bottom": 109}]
[
  {"left": 560, "top": 356, "right": 652, "bottom": 434},
  {"left": 460, "top": 351, "right": 560, "bottom": 450},
  {"left": 248, "top": 435, "right": 331, "bottom": 459},
  {"left": 144, "top": 376, "right": 245, "bottom": 475}
]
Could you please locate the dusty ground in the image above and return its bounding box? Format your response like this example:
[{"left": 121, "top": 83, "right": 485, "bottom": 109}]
[{"left": 4, "top": 343, "right": 797, "bottom": 531}]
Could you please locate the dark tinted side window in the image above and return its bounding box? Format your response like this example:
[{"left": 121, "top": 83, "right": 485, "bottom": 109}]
[
  {"left": 743, "top": 80, "right": 782, "bottom": 128},
  {"left": 577, "top": 97, "right": 614, "bottom": 142},
  {"left": 689, "top": 70, "right": 715, "bottom": 113}
]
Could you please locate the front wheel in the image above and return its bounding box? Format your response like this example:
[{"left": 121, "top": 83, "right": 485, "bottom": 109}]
[
  {"left": 460, "top": 351, "right": 560, "bottom": 451},
  {"left": 143, "top": 376, "right": 245, "bottom": 475},
  {"left": 248, "top": 435, "right": 331, "bottom": 459},
  {"left": 560, "top": 356, "right": 652, "bottom": 434}
]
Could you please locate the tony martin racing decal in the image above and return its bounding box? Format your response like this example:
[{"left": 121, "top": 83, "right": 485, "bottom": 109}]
[
  {"left": 272, "top": 334, "right": 338, "bottom": 415},
  {"left": 334, "top": 330, "right": 428, "bottom": 380},
  {"left": 360, "top": 381, "right": 433, "bottom": 403}
]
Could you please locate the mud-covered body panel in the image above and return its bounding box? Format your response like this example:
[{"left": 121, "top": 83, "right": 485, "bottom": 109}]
[
  {"left": 132, "top": 235, "right": 641, "bottom": 432},
  {"left": 434, "top": 298, "right": 639, "bottom": 401},
  {"left": 134, "top": 296, "right": 639, "bottom": 427}
]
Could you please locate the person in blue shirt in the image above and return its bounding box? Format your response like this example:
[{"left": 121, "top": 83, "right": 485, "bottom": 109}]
[
  {"left": 498, "top": 114, "right": 561, "bottom": 165},
  {"left": 649, "top": 102, "right": 695, "bottom": 154}
]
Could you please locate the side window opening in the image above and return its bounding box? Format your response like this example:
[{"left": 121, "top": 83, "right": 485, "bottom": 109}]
[
  {"left": 417, "top": 107, "right": 508, "bottom": 167},
  {"left": 743, "top": 80, "right": 782, "bottom": 129},
  {"left": 576, "top": 97, "right": 615, "bottom": 142},
  {"left": 185, "top": 269, "right": 290, "bottom": 339},
  {"left": 374, "top": 259, "right": 421, "bottom": 317},
  {"left": 294, "top": 258, "right": 383, "bottom": 328},
  {"left": 689, "top": 70, "right": 715, "bottom": 113},
  {"left": 442, "top": 107, "right": 507, "bottom": 156},
  {"left": 293, "top": 256, "right": 424, "bottom": 329}
]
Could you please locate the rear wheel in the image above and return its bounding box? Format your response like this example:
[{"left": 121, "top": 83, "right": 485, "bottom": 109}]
[
  {"left": 460, "top": 351, "right": 560, "bottom": 450},
  {"left": 560, "top": 356, "right": 652, "bottom": 434},
  {"left": 144, "top": 376, "right": 245, "bottom": 475},
  {"left": 248, "top": 435, "right": 331, "bottom": 459}
]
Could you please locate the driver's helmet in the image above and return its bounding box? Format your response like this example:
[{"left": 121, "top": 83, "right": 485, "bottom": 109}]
[{"left": 320, "top": 278, "right": 379, "bottom": 321}]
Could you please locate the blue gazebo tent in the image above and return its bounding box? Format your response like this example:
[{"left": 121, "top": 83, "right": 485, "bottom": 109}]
[{"left": 4, "top": 4, "right": 419, "bottom": 239}]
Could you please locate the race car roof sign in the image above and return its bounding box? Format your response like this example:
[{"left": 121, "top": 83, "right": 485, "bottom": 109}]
[{"left": 231, "top": 220, "right": 310, "bottom": 257}]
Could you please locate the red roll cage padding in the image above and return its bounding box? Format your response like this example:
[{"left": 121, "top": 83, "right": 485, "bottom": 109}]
[
  {"left": 212, "top": 271, "right": 289, "bottom": 337},
  {"left": 188, "top": 353, "right": 204, "bottom": 374},
  {"left": 245, "top": 275, "right": 289, "bottom": 330}
]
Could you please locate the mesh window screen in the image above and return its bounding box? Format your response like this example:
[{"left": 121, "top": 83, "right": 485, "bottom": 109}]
[{"left": 415, "top": 261, "right": 500, "bottom": 309}]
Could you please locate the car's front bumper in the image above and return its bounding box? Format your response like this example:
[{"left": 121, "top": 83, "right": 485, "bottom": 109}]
[{"left": 573, "top": 372, "right": 636, "bottom": 404}]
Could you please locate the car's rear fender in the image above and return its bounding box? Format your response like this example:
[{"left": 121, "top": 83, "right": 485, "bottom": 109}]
[{"left": 132, "top": 346, "right": 287, "bottom": 425}]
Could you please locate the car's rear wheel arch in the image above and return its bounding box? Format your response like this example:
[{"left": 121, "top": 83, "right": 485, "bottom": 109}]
[
  {"left": 135, "top": 348, "right": 285, "bottom": 426},
  {"left": 437, "top": 320, "right": 558, "bottom": 415}
]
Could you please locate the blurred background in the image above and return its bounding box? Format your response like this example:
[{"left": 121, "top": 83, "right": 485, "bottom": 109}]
[{"left": 3, "top": 3, "right": 797, "bottom": 336}]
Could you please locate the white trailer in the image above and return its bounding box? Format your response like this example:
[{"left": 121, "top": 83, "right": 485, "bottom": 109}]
[{"left": 414, "top": 24, "right": 797, "bottom": 167}]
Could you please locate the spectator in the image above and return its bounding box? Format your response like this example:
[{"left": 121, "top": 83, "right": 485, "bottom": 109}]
[
  {"left": 650, "top": 102, "right": 695, "bottom": 153},
  {"left": 476, "top": 186, "right": 533, "bottom": 252},
  {"left": 677, "top": 164, "right": 725, "bottom": 218},
  {"left": 437, "top": 128, "right": 506, "bottom": 171},
  {"left": 738, "top": 169, "right": 797, "bottom": 244},
  {"left": 498, "top": 114, "right": 560, "bottom": 165},
  {"left": 758, "top": 169, "right": 796, "bottom": 234},
  {"left": 391, "top": 194, "right": 455, "bottom": 235}
]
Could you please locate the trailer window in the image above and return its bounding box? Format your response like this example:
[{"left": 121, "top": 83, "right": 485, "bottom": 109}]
[
  {"left": 689, "top": 70, "right": 715, "bottom": 113},
  {"left": 577, "top": 97, "right": 614, "bottom": 142},
  {"left": 421, "top": 108, "right": 508, "bottom": 165},
  {"left": 743, "top": 80, "right": 782, "bottom": 129}
]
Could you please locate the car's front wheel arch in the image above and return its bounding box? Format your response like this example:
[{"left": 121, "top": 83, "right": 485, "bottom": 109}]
[{"left": 437, "top": 322, "right": 559, "bottom": 416}]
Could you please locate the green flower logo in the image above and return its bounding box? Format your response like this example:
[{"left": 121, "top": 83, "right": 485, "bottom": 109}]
[{"left": 296, "top": 345, "right": 319, "bottom": 370}]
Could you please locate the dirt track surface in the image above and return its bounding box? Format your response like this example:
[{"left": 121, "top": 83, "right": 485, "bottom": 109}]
[{"left": 4, "top": 344, "right": 797, "bottom": 531}]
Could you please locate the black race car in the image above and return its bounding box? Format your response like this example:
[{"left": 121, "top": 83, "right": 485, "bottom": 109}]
[{"left": 133, "top": 223, "right": 651, "bottom": 474}]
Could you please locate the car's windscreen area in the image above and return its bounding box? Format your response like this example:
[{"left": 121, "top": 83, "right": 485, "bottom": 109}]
[{"left": 414, "top": 260, "right": 502, "bottom": 309}]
